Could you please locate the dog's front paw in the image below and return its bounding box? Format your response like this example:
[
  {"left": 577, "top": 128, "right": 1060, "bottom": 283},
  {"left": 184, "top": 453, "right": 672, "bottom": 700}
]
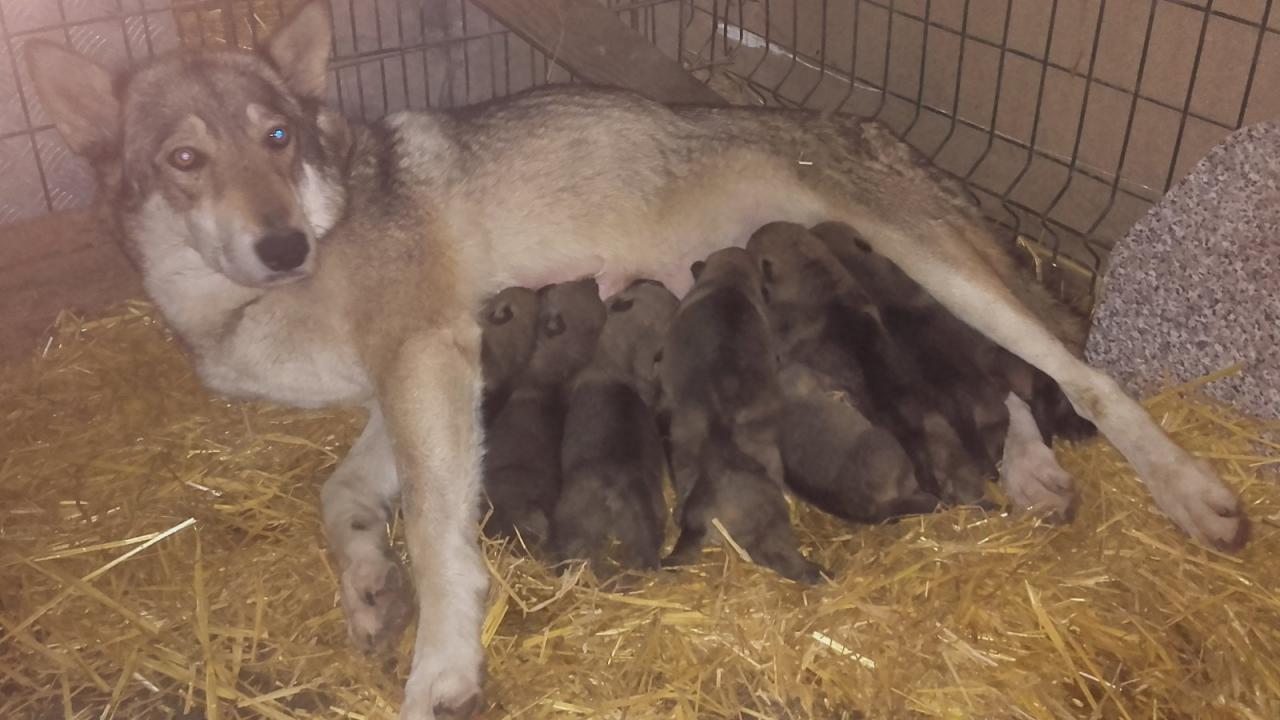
[
  {"left": 400, "top": 660, "right": 484, "bottom": 720},
  {"left": 1000, "top": 434, "right": 1076, "bottom": 522},
  {"left": 1145, "top": 457, "right": 1246, "bottom": 551},
  {"left": 340, "top": 550, "right": 414, "bottom": 654}
]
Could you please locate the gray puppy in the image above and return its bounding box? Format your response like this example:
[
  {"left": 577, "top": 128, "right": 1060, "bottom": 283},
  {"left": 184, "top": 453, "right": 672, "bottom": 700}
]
[
  {"left": 481, "top": 278, "right": 606, "bottom": 545},
  {"left": 479, "top": 286, "right": 541, "bottom": 426},
  {"left": 776, "top": 362, "right": 940, "bottom": 523},
  {"left": 554, "top": 279, "right": 678, "bottom": 572},
  {"left": 746, "top": 222, "right": 987, "bottom": 506},
  {"left": 659, "top": 248, "right": 823, "bottom": 583}
]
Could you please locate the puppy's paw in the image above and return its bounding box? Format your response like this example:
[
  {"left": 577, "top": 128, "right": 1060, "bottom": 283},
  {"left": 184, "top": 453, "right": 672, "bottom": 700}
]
[
  {"left": 341, "top": 551, "right": 414, "bottom": 654},
  {"left": 400, "top": 655, "right": 485, "bottom": 720},
  {"left": 755, "top": 545, "right": 828, "bottom": 584},
  {"left": 1000, "top": 434, "right": 1076, "bottom": 523},
  {"left": 1145, "top": 457, "right": 1247, "bottom": 552}
]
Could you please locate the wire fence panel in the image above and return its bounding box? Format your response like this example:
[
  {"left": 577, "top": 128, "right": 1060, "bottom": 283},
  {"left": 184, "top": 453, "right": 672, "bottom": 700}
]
[{"left": 675, "top": 0, "right": 1278, "bottom": 302}]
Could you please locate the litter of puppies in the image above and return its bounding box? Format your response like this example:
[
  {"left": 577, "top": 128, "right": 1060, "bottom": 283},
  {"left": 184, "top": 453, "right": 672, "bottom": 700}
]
[{"left": 477, "top": 222, "right": 1094, "bottom": 584}]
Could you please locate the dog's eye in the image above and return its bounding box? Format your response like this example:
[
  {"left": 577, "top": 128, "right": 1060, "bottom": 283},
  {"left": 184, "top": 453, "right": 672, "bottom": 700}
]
[
  {"left": 610, "top": 298, "right": 634, "bottom": 313},
  {"left": 168, "top": 147, "right": 204, "bottom": 171},
  {"left": 265, "top": 126, "right": 290, "bottom": 149}
]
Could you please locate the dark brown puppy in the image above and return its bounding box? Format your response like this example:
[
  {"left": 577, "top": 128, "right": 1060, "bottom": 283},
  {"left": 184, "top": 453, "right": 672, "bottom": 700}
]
[
  {"left": 555, "top": 279, "right": 678, "bottom": 572},
  {"left": 746, "top": 222, "right": 987, "bottom": 506},
  {"left": 481, "top": 278, "right": 606, "bottom": 546},
  {"left": 659, "top": 248, "right": 822, "bottom": 583},
  {"left": 776, "top": 362, "right": 940, "bottom": 523},
  {"left": 809, "top": 221, "right": 1096, "bottom": 449},
  {"left": 479, "top": 286, "right": 541, "bottom": 426}
]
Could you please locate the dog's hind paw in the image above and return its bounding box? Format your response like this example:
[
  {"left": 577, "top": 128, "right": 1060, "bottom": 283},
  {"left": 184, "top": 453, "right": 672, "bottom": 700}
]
[
  {"left": 1000, "top": 433, "right": 1076, "bottom": 523},
  {"left": 341, "top": 550, "right": 414, "bottom": 654},
  {"left": 1145, "top": 456, "right": 1247, "bottom": 552}
]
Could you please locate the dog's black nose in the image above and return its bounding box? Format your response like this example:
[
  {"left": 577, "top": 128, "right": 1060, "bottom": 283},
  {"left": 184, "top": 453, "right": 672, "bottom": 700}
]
[{"left": 255, "top": 231, "right": 309, "bottom": 272}]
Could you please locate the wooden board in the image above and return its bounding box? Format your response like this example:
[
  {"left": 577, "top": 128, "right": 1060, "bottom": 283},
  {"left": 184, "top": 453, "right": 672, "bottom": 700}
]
[
  {"left": 0, "top": 209, "right": 143, "bottom": 363},
  {"left": 471, "top": 0, "right": 724, "bottom": 105}
]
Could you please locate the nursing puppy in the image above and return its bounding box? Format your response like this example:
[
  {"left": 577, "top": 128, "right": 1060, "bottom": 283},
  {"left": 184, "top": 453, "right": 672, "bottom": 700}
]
[
  {"left": 746, "top": 222, "right": 988, "bottom": 505},
  {"left": 811, "top": 221, "right": 1095, "bottom": 441},
  {"left": 479, "top": 286, "right": 540, "bottom": 426},
  {"left": 554, "top": 279, "right": 678, "bottom": 573},
  {"left": 777, "top": 362, "right": 940, "bottom": 523},
  {"left": 810, "top": 221, "right": 1095, "bottom": 517},
  {"left": 659, "top": 249, "right": 822, "bottom": 583},
  {"left": 481, "top": 278, "right": 605, "bottom": 545}
]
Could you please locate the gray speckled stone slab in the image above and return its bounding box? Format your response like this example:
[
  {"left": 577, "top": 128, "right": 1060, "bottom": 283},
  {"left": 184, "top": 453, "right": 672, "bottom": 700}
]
[{"left": 1086, "top": 122, "right": 1280, "bottom": 419}]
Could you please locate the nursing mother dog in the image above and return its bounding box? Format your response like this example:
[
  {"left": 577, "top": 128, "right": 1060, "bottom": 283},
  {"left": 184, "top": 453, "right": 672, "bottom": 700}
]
[{"left": 24, "top": 1, "right": 1245, "bottom": 716}]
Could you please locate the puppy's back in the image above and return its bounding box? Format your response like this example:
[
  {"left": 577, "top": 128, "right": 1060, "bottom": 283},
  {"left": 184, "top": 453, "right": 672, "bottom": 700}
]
[{"left": 556, "top": 379, "right": 668, "bottom": 570}]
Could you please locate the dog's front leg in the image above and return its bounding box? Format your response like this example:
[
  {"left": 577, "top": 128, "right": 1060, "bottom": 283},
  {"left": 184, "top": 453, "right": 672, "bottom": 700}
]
[
  {"left": 322, "top": 405, "right": 414, "bottom": 654},
  {"left": 380, "top": 325, "right": 488, "bottom": 720}
]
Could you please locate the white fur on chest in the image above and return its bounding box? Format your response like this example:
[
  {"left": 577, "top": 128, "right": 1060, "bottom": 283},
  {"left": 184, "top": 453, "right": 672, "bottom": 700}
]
[{"left": 196, "top": 305, "right": 371, "bottom": 409}]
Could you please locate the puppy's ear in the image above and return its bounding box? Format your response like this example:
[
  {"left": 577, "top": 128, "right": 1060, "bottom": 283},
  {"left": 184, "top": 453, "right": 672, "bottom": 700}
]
[
  {"left": 488, "top": 304, "right": 514, "bottom": 326},
  {"left": 265, "top": 0, "right": 333, "bottom": 100},
  {"left": 690, "top": 261, "right": 706, "bottom": 281},
  {"left": 24, "top": 41, "right": 119, "bottom": 159}
]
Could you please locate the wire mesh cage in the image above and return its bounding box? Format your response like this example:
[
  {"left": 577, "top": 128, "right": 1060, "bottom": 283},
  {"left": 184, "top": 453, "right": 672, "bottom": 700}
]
[{"left": 2, "top": 0, "right": 1278, "bottom": 305}]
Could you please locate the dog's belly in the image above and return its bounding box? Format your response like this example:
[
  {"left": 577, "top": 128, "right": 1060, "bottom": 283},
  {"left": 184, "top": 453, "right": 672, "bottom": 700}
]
[{"left": 502, "top": 176, "right": 827, "bottom": 298}]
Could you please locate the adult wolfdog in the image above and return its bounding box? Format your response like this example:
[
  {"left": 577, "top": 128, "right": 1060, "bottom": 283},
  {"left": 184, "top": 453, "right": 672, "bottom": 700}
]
[{"left": 26, "top": 1, "right": 1244, "bottom": 716}]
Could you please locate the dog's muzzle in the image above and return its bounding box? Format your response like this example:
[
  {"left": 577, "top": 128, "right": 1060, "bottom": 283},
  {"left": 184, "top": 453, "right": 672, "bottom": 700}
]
[{"left": 255, "top": 230, "right": 309, "bottom": 272}]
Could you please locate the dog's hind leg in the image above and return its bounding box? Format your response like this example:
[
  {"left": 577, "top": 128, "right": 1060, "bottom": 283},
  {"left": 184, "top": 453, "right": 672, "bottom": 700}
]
[
  {"left": 836, "top": 212, "right": 1245, "bottom": 550},
  {"left": 380, "top": 325, "right": 489, "bottom": 720},
  {"left": 321, "top": 406, "right": 414, "bottom": 655}
]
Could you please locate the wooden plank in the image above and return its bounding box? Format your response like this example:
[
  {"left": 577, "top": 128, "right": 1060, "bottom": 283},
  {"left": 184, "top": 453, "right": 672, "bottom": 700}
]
[
  {"left": 471, "top": 0, "right": 724, "bottom": 106},
  {"left": 0, "top": 210, "right": 142, "bottom": 363}
]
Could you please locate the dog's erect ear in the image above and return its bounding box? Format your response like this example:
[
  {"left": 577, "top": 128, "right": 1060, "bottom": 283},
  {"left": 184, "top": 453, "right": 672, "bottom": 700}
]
[
  {"left": 24, "top": 41, "right": 119, "bottom": 159},
  {"left": 265, "top": 0, "right": 333, "bottom": 100}
]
